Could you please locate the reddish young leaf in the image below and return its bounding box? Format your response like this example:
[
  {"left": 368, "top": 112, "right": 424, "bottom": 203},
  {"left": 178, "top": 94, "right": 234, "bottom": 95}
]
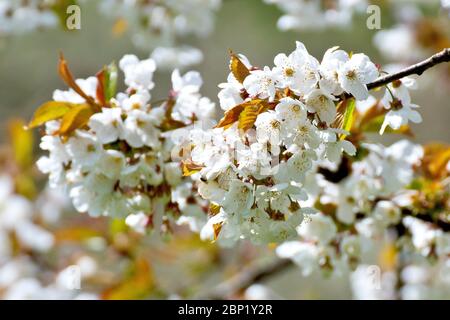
[
  {"left": 96, "top": 69, "right": 107, "bottom": 107},
  {"left": 58, "top": 53, "right": 99, "bottom": 111}
]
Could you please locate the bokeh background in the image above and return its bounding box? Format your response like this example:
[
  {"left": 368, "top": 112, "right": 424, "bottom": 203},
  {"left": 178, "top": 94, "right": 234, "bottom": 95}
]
[
  {"left": 0, "top": 0, "right": 449, "bottom": 299},
  {"left": 1, "top": 0, "right": 449, "bottom": 144}
]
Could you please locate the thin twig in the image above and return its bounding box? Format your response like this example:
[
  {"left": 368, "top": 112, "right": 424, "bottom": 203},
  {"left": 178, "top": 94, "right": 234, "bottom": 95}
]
[
  {"left": 367, "top": 48, "right": 450, "bottom": 90},
  {"left": 199, "top": 259, "right": 293, "bottom": 300}
]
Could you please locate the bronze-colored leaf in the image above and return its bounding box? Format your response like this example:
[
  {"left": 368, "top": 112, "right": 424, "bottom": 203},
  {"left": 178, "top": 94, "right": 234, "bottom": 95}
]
[
  {"left": 216, "top": 104, "right": 245, "bottom": 129},
  {"left": 422, "top": 143, "right": 450, "bottom": 180},
  {"left": 238, "top": 102, "right": 268, "bottom": 132},
  {"left": 182, "top": 161, "right": 203, "bottom": 176},
  {"left": 216, "top": 99, "right": 263, "bottom": 129},
  {"left": 229, "top": 52, "right": 250, "bottom": 84},
  {"left": 96, "top": 69, "right": 107, "bottom": 107},
  {"left": 54, "top": 227, "right": 103, "bottom": 243},
  {"left": 359, "top": 102, "right": 385, "bottom": 128},
  {"left": 28, "top": 101, "right": 74, "bottom": 129},
  {"left": 57, "top": 104, "right": 94, "bottom": 136},
  {"left": 213, "top": 222, "right": 223, "bottom": 241},
  {"left": 209, "top": 203, "right": 221, "bottom": 216},
  {"left": 58, "top": 53, "right": 99, "bottom": 110},
  {"left": 160, "top": 118, "right": 186, "bottom": 131},
  {"left": 9, "top": 119, "right": 33, "bottom": 169}
]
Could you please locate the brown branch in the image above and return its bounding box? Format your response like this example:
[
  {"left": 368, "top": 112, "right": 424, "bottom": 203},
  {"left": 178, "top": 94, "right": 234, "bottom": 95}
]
[
  {"left": 199, "top": 258, "right": 293, "bottom": 300},
  {"left": 367, "top": 48, "right": 450, "bottom": 90}
]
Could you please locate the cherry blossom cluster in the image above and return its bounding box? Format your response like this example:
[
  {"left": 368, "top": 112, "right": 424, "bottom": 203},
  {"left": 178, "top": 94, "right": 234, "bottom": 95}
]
[
  {"left": 378, "top": 71, "right": 423, "bottom": 134},
  {"left": 352, "top": 260, "right": 450, "bottom": 300},
  {"left": 99, "top": 0, "right": 222, "bottom": 69},
  {"left": 278, "top": 136, "right": 450, "bottom": 284},
  {"left": 36, "top": 54, "right": 215, "bottom": 235},
  {"left": 352, "top": 213, "right": 450, "bottom": 300},
  {"left": 181, "top": 42, "right": 395, "bottom": 245},
  {"left": 0, "top": 0, "right": 59, "bottom": 36},
  {"left": 263, "top": 0, "right": 368, "bottom": 31},
  {"left": 0, "top": 174, "right": 54, "bottom": 260},
  {"left": 0, "top": 171, "right": 98, "bottom": 299},
  {"left": 263, "top": 0, "right": 449, "bottom": 70}
]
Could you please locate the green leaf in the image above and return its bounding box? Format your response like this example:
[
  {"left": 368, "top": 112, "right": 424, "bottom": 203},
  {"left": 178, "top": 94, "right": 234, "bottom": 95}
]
[
  {"left": 96, "top": 62, "right": 117, "bottom": 106},
  {"left": 340, "top": 98, "right": 356, "bottom": 140},
  {"left": 28, "top": 101, "right": 74, "bottom": 129},
  {"left": 105, "top": 62, "right": 118, "bottom": 102}
]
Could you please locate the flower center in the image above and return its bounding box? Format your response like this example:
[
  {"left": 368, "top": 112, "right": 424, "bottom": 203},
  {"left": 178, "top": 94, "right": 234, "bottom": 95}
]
[
  {"left": 270, "top": 120, "right": 281, "bottom": 129},
  {"left": 291, "top": 104, "right": 301, "bottom": 113},
  {"left": 346, "top": 70, "right": 357, "bottom": 81},
  {"left": 391, "top": 98, "right": 403, "bottom": 110},
  {"left": 284, "top": 68, "right": 295, "bottom": 77},
  {"left": 137, "top": 119, "right": 146, "bottom": 128}
]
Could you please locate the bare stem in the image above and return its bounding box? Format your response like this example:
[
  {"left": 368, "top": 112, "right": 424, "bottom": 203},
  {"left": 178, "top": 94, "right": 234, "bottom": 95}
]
[{"left": 367, "top": 48, "right": 450, "bottom": 90}]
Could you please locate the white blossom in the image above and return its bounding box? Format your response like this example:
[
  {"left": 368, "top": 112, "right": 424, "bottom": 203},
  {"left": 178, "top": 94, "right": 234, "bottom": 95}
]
[
  {"left": 380, "top": 78, "right": 422, "bottom": 135},
  {"left": 338, "top": 53, "right": 379, "bottom": 100}
]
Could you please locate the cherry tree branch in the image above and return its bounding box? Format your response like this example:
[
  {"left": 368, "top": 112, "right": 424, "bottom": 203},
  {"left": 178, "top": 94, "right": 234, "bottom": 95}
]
[
  {"left": 200, "top": 258, "right": 293, "bottom": 300},
  {"left": 367, "top": 48, "right": 450, "bottom": 90},
  {"left": 198, "top": 49, "right": 450, "bottom": 301}
]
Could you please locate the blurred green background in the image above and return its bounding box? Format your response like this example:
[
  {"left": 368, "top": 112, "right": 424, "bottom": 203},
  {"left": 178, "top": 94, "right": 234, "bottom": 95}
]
[{"left": 1, "top": 0, "right": 449, "bottom": 146}]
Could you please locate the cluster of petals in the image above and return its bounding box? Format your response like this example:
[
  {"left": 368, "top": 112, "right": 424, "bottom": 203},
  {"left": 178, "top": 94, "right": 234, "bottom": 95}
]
[
  {"left": 0, "top": 0, "right": 58, "bottom": 35},
  {"left": 99, "top": 0, "right": 222, "bottom": 68},
  {"left": 0, "top": 172, "right": 98, "bottom": 299},
  {"left": 278, "top": 137, "right": 450, "bottom": 286},
  {"left": 264, "top": 0, "right": 368, "bottom": 31},
  {"left": 187, "top": 42, "right": 386, "bottom": 244},
  {"left": 37, "top": 54, "right": 215, "bottom": 234}
]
